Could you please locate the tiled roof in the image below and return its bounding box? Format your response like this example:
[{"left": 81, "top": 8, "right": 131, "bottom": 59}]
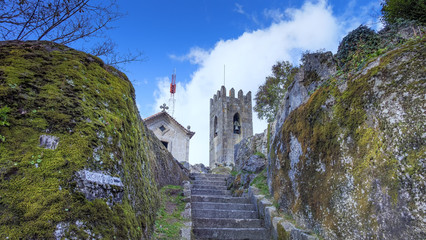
[{"left": 144, "top": 111, "right": 195, "bottom": 138}]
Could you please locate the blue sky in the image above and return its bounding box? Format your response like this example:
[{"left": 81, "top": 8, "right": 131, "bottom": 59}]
[{"left": 84, "top": 0, "right": 383, "bottom": 165}]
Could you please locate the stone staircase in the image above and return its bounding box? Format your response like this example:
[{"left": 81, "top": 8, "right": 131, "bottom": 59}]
[{"left": 191, "top": 173, "right": 269, "bottom": 240}]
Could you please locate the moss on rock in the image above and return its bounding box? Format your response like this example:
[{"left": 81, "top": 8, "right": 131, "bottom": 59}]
[
  {"left": 0, "top": 41, "right": 167, "bottom": 239},
  {"left": 269, "top": 37, "right": 425, "bottom": 239}
]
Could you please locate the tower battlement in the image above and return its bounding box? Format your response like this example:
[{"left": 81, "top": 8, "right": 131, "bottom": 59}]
[
  {"left": 209, "top": 86, "right": 253, "bottom": 168},
  {"left": 210, "top": 86, "right": 252, "bottom": 107}
]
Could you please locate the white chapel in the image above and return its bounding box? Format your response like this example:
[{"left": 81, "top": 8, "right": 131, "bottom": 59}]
[{"left": 144, "top": 108, "right": 195, "bottom": 163}]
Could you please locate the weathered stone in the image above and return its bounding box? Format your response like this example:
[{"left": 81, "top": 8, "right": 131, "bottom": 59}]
[
  {"left": 268, "top": 31, "right": 425, "bottom": 239},
  {"left": 74, "top": 170, "right": 124, "bottom": 206},
  {"left": 180, "top": 221, "right": 192, "bottom": 240},
  {"left": 39, "top": 134, "right": 59, "bottom": 150},
  {"left": 146, "top": 128, "right": 189, "bottom": 188},
  {"left": 242, "top": 155, "right": 266, "bottom": 173},
  {"left": 0, "top": 41, "right": 189, "bottom": 239},
  {"left": 190, "top": 163, "right": 210, "bottom": 173},
  {"left": 234, "top": 133, "right": 267, "bottom": 173},
  {"left": 54, "top": 222, "right": 69, "bottom": 240}
]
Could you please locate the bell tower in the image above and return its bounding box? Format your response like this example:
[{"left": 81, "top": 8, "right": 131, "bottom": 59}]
[{"left": 209, "top": 86, "right": 253, "bottom": 168}]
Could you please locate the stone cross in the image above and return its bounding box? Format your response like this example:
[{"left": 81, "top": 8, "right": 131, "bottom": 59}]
[{"left": 160, "top": 103, "right": 169, "bottom": 112}]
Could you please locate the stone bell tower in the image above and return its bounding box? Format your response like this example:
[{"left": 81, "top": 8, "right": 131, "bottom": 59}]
[{"left": 209, "top": 86, "right": 253, "bottom": 168}]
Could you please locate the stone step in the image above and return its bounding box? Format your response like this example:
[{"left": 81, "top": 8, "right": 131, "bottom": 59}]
[
  {"left": 191, "top": 189, "right": 231, "bottom": 196},
  {"left": 192, "top": 202, "right": 255, "bottom": 211},
  {"left": 191, "top": 195, "right": 250, "bottom": 204},
  {"left": 193, "top": 174, "right": 229, "bottom": 180},
  {"left": 193, "top": 180, "right": 226, "bottom": 186},
  {"left": 193, "top": 177, "right": 228, "bottom": 182},
  {"left": 193, "top": 218, "right": 263, "bottom": 228},
  {"left": 192, "top": 173, "right": 230, "bottom": 178},
  {"left": 192, "top": 185, "right": 228, "bottom": 190},
  {"left": 192, "top": 209, "right": 258, "bottom": 219},
  {"left": 193, "top": 227, "right": 268, "bottom": 240}
]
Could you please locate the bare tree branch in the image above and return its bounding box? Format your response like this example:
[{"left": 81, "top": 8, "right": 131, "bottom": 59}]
[
  {"left": 0, "top": 0, "right": 121, "bottom": 44},
  {"left": 16, "top": 0, "right": 41, "bottom": 40},
  {"left": 0, "top": 0, "right": 144, "bottom": 68}
]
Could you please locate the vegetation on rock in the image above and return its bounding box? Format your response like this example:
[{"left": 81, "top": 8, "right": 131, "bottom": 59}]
[
  {"left": 0, "top": 105, "right": 10, "bottom": 141},
  {"left": 336, "top": 25, "right": 380, "bottom": 70},
  {"left": 0, "top": 40, "right": 181, "bottom": 239},
  {"left": 268, "top": 29, "right": 425, "bottom": 239},
  {"left": 381, "top": 0, "right": 426, "bottom": 25},
  {"left": 254, "top": 61, "right": 298, "bottom": 122}
]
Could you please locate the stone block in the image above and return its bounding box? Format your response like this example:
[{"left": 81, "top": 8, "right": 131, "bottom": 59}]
[
  {"left": 264, "top": 206, "right": 276, "bottom": 231},
  {"left": 290, "top": 229, "right": 318, "bottom": 240},
  {"left": 39, "top": 134, "right": 59, "bottom": 150},
  {"left": 276, "top": 220, "right": 295, "bottom": 240}
]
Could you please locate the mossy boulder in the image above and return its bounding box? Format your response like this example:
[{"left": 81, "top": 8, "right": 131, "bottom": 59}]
[
  {"left": 269, "top": 36, "right": 425, "bottom": 239},
  {"left": 0, "top": 41, "right": 187, "bottom": 239}
]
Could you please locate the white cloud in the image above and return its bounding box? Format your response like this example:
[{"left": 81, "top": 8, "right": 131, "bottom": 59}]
[
  {"left": 234, "top": 3, "right": 245, "bottom": 14},
  {"left": 264, "top": 8, "right": 284, "bottom": 23},
  {"left": 153, "top": 0, "right": 369, "bottom": 166},
  {"left": 170, "top": 47, "right": 211, "bottom": 65}
]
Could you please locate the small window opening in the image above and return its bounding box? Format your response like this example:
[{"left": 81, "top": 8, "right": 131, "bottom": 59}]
[
  {"left": 233, "top": 113, "right": 241, "bottom": 134},
  {"left": 161, "top": 141, "right": 168, "bottom": 148},
  {"left": 214, "top": 116, "right": 218, "bottom": 137},
  {"left": 159, "top": 125, "right": 166, "bottom": 132}
]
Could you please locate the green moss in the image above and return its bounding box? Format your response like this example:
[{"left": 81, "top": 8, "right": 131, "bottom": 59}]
[
  {"left": 271, "top": 36, "right": 425, "bottom": 237},
  {"left": 250, "top": 168, "right": 269, "bottom": 196},
  {"left": 0, "top": 41, "right": 159, "bottom": 239},
  {"left": 211, "top": 166, "right": 231, "bottom": 175},
  {"left": 0, "top": 105, "right": 10, "bottom": 141},
  {"left": 277, "top": 223, "right": 291, "bottom": 240},
  {"left": 254, "top": 151, "right": 266, "bottom": 159}
]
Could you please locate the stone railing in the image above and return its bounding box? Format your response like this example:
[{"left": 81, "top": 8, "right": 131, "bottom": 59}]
[
  {"left": 180, "top": 180, "right": 192, "bottom": 239},
  {"left": 248, "top": 186, "right": 318, "bottom": 240}
]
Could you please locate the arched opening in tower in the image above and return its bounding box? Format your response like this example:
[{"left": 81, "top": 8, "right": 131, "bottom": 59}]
[
  {"left": 233, "top": 113, "right": 241, "bottom": 134},
  {"left": 214, "top": 116, "right": 218, "bottom": 137}
]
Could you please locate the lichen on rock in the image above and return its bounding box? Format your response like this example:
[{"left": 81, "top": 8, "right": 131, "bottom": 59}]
[
  {"left": 0, "top": 40, "right": 187, "bottom": 239},
  {"left": 268, "top": 35, "right": 425, "bottom": 239}
]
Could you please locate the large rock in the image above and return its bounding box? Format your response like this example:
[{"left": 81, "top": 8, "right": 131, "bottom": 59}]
[
  {"left": 190, "top": 163, "right": 210, "bottom": 174},
  {"left": 234, "top": 132, "right": 267, "bottom": 173},
  {"left": 147, "top": 128, "right": 189, "bottom": 187},
  {"left": 0, "top": 41, "right": 188, "bottom": 239},
  {"left": 242, "top": 155, "right": 266, "bottom": 173},
  {"left": 269, "top": 35, "right": 425, "bottom": 239}
]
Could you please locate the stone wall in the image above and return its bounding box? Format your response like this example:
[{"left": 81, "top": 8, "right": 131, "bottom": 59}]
[{"left": 146, "top": 127, "right": 189, "bottom": 187}]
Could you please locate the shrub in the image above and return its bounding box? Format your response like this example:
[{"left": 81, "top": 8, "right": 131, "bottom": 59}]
[
  {"left": 336, "top": 25, "right": 380, "bottom": 70},
  {"left": 381, "top": 0, "right": 426, "bottom": 25}
]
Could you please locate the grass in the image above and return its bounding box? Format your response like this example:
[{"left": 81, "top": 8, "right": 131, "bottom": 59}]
[
  {"left": 250, "top": 168, "right": 269, "bottom": 196},
  {"left": 153, "top": 185, "right": 187, "bottom": 239}
]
